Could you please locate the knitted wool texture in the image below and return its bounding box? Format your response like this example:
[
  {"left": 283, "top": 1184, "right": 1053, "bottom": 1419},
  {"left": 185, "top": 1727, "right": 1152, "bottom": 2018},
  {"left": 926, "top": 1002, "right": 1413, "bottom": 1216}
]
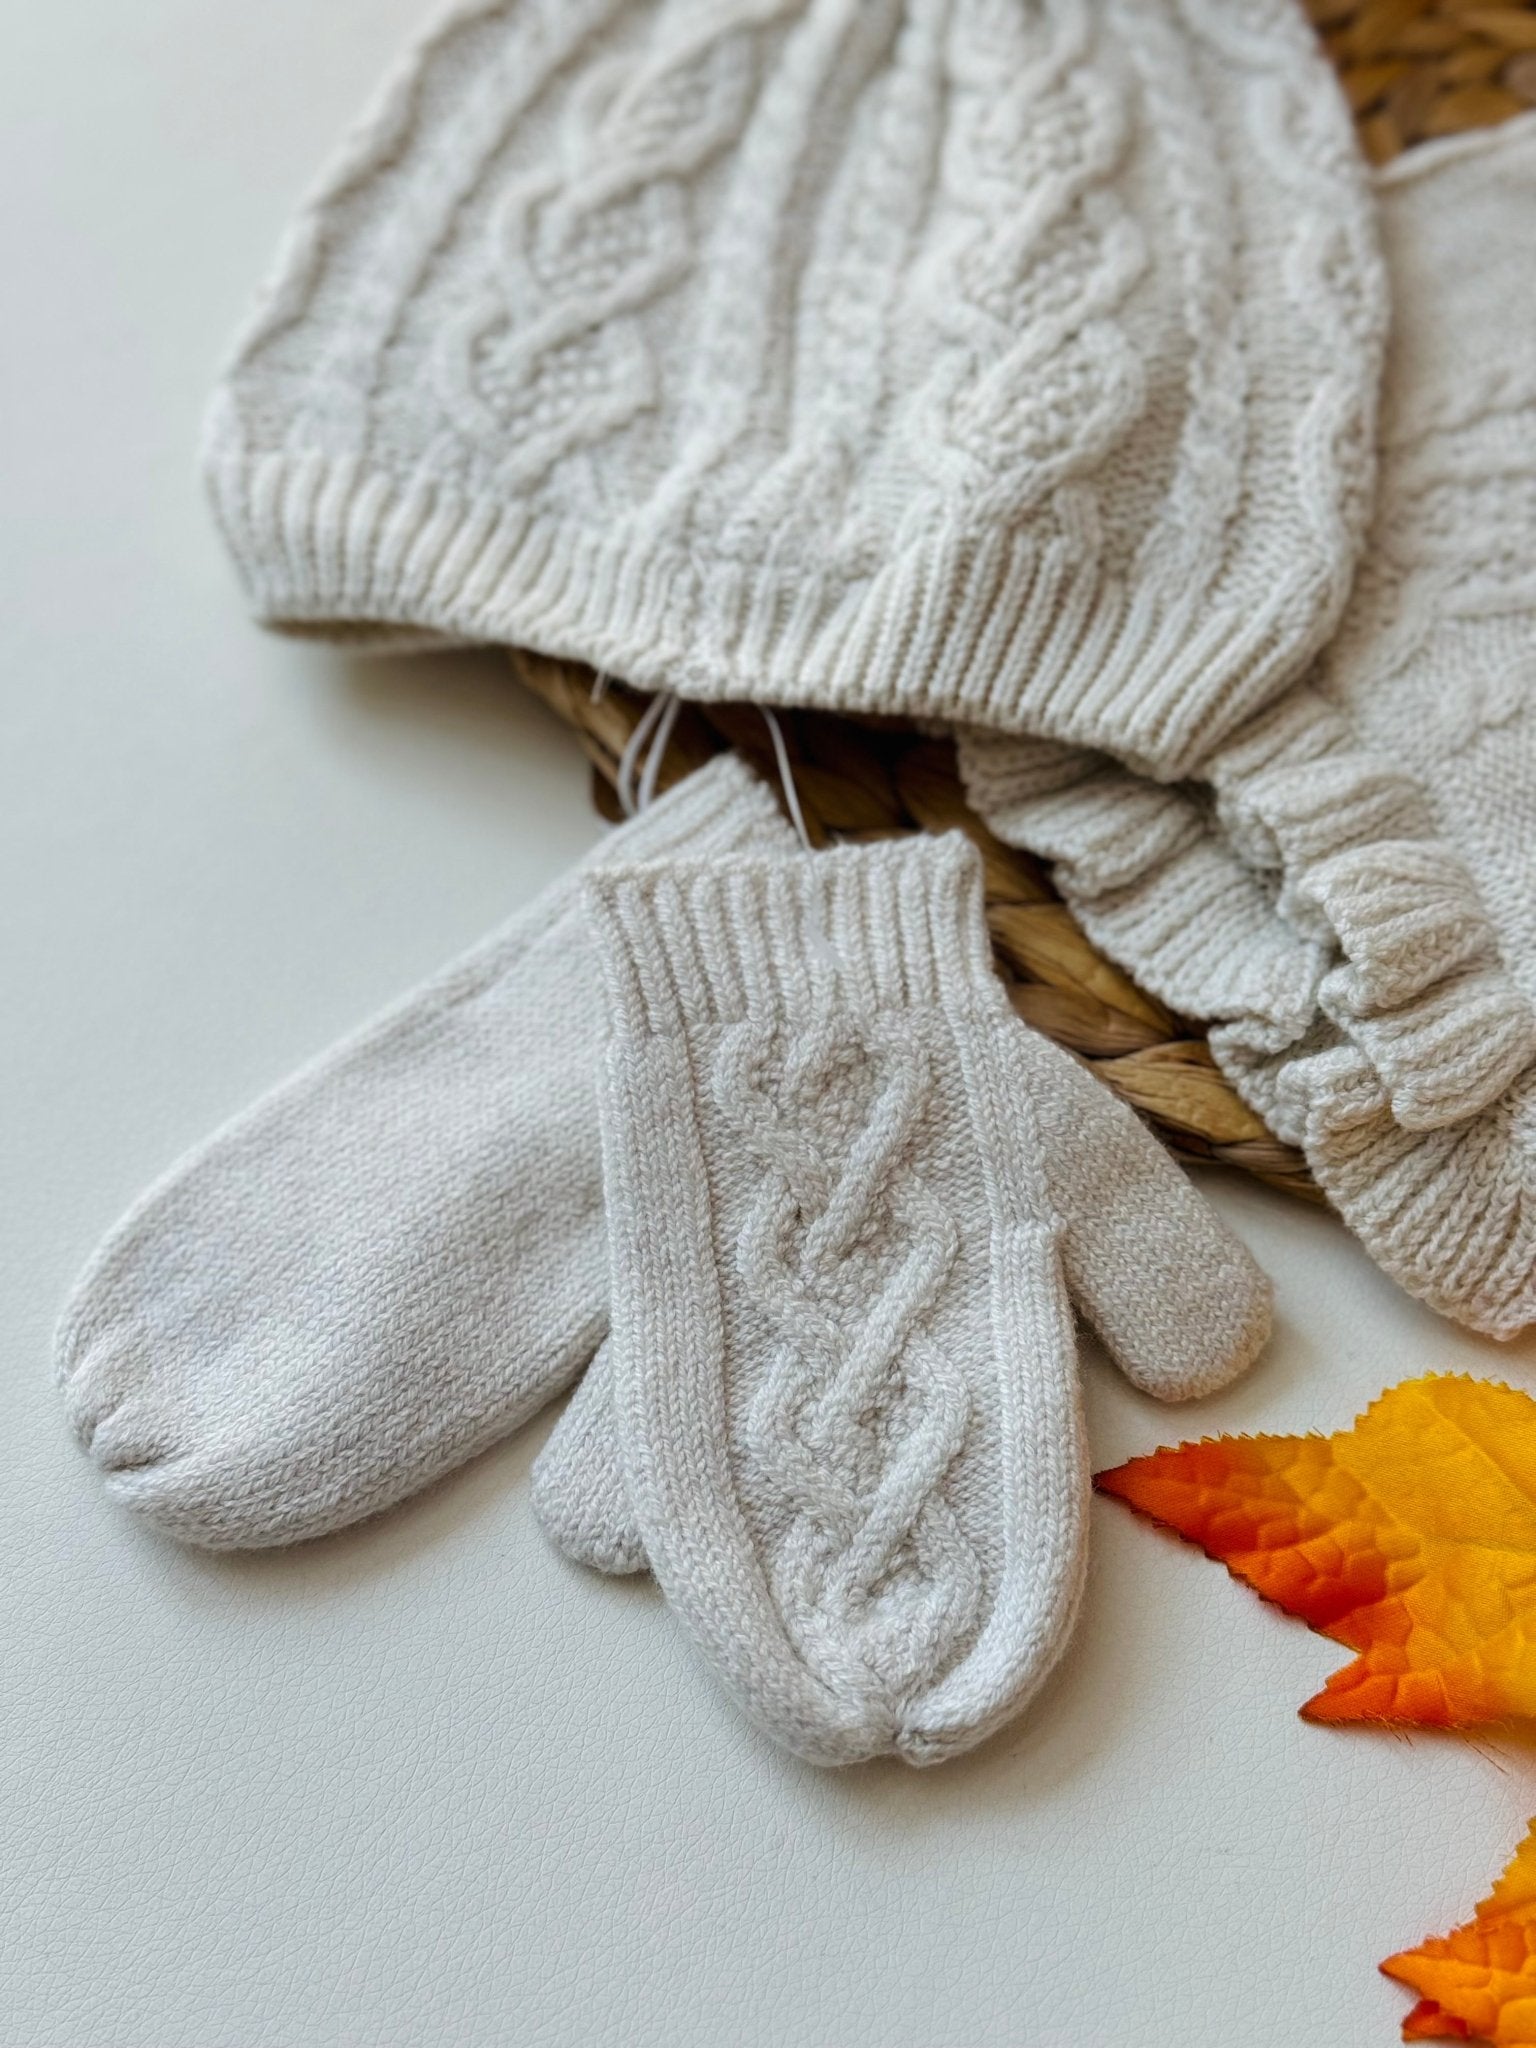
[
  {"left": 531, "top": 1338, "right": 646, "bottom": 1574},
  {"left": 204, "top": 0, "right": 1382, "bottom": 773},
  {"left": 958, "top": 119, "right": 1536, "bottom": 1338},
  {"left": 56, "top": 755, "right": 791, "bottom": 1548},
  {"left": 575, "top": 835, "right": 1270, "bottom": 1765}
]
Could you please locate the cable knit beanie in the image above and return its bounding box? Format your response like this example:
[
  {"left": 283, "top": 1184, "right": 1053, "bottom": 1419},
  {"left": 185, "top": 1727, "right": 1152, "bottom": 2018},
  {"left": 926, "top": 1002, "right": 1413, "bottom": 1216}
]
[
  {"left": 959, "top": 117, "right": 1536, "bottom": 1339},
  {"left": 205, "top": 0, "right": 1383, "bottom": 773}
]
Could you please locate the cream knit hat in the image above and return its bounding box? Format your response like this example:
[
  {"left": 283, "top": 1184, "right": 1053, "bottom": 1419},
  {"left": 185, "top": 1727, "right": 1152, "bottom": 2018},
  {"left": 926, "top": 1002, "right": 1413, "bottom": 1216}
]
[
  {"left": 959, "top": 118, "right": 1536, "bottom": 1338},
  {"left": 204, "top": 0, "right": 1383, "bottom": 774}
]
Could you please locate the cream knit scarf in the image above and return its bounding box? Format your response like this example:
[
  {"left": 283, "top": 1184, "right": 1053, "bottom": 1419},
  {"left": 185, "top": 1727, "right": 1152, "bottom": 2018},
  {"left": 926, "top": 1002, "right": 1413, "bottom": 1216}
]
[{"left": 961, "top": 118, "right": 1536, "bottom": 1340}]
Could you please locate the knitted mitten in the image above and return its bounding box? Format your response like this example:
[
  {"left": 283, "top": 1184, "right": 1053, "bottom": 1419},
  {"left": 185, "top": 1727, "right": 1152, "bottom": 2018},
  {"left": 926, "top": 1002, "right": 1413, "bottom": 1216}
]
[
  {"left": 957, "top": 120, "right": 1536, "bottom": 1338},
  {"left": 56, "top": 756, "right": 792, "bottom": 1548},
  {"left": 568, "top": 835, "right": 1270, "bottom": 1766},
  {"left": 204, "top": 0, "right": 1381, "bottom": 769}
]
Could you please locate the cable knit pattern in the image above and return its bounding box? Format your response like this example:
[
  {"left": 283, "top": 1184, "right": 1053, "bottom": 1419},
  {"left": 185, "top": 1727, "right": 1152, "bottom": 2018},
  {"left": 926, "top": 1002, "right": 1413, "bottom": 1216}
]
[
  {"left": 718, "top": 1019, "right": 979, "bottom": 1702},
  {"left": 437, "top": 4, "right": 788, "bottom": 489},
  {"left": 913, "top": 0, "right": 1144, "bottom": 524},
  {"left": 55, "top": 756, "right": 794, "bottom": 1548},
  {"left": 204, "top": 0, "right": 1382, "bottom": 770},
  {"left": 959, "top": 119, "right": 1536, "bottom": 1338},
  {"left": 574, "top": 835, "right": 1270, "bottom": 1763}
]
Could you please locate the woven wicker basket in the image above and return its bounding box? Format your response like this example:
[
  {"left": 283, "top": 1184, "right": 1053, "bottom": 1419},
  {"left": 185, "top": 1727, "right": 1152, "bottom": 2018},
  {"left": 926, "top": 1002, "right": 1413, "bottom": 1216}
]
[{"left": 511, "top": 1, "right": 1535, "bottom": 1205}]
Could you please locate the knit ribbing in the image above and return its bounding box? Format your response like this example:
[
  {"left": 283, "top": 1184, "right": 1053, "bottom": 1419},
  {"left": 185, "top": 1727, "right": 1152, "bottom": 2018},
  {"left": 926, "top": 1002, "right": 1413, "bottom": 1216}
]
[
  {"left": 582, "top": 832, "right": 995, "bottom": 1036},
  {"left": 204, "top": 0, "right": 1383, "bottom": 772}
]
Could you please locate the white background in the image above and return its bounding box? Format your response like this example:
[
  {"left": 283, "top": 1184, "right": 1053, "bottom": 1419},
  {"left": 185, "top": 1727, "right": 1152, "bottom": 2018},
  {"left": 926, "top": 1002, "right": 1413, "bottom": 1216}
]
[{"left": 3, "top": 5, "right": 1532, "bottom": 2044}]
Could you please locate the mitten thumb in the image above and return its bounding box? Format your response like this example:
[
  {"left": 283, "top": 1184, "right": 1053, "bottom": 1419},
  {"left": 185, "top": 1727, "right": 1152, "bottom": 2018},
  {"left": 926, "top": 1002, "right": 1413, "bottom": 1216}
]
[
  {"left": 1022, "top": 1030, "right": 1271, "bottom": 1401},
  {"left": 530, "top": 1341, "right": 646, "bottom": 1575}
]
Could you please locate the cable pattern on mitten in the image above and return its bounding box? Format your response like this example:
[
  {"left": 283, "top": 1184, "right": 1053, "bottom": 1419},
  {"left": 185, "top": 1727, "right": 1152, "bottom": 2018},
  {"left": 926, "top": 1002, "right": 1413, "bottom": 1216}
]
[{"left": 714, "top": 1019, "right": 980, "bottom": 1706}]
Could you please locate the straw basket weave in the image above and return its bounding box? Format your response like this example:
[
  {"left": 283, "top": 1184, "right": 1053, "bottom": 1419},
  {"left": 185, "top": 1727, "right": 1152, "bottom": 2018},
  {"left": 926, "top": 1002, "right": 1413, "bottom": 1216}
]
[{"left": 511, "top": 0, "right": 1536, "bottom": 1206}]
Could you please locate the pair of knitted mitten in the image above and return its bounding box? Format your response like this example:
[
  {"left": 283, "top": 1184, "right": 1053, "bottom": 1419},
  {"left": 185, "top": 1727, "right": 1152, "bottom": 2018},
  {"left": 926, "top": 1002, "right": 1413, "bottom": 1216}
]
[
  {"left": 58, "top": 756, "right": 1270, "bottom": 1763},
  {"left": 204, "top": 0, "right": 1381, "bottom": 768},
  {"left": 957, "top": 119, "right": 1536, "bottom": 1339}
]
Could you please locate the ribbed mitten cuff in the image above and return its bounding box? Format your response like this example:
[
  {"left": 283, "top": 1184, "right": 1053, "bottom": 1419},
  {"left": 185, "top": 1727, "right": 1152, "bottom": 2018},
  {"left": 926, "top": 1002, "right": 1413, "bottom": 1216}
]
[
  {"left": 582, "top": 835, "right": 1000, "bottom": 1037},
  {"left": 593, "top": 751, "right": 787, "bottom": 871}
]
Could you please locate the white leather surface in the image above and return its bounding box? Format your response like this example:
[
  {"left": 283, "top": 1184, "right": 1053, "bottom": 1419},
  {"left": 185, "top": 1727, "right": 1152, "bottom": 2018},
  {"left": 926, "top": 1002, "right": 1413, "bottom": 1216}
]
[{"left": 4, "top": 7, "right": 1532, "bottom": 2044}]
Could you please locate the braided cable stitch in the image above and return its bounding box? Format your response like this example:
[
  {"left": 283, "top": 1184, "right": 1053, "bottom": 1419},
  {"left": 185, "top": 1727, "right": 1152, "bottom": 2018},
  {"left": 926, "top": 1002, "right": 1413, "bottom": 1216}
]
[{"left": 716, "top": 1018, "right": 978, "bottom": 1705}]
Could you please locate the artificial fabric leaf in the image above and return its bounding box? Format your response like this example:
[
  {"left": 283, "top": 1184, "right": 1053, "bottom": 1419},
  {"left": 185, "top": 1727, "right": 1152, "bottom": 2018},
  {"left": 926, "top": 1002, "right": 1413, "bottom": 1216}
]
[
  {"left": 1401, "top": 1999, "right": 1472, "bottom": 2041},
  {"left": 1381, "top": 1820, "right": 1536, "bottom": 2044},
  {"left": 1096, "top": 1375, "right": 1536, "bottom": 1727}
]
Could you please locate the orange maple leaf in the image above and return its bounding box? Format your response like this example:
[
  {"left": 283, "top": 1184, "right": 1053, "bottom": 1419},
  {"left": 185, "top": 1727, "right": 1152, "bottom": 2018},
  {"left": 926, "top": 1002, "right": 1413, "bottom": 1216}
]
[
  {"left": 1401, "top": 2000, "right": 1473, "bottom": 2041},
  {"left": 1095, "top": 1375, "right": 1536, "bottom": 1727},
  {"left": 1381, "top": 1821, "right": 1536, "bottom": 2044}
]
